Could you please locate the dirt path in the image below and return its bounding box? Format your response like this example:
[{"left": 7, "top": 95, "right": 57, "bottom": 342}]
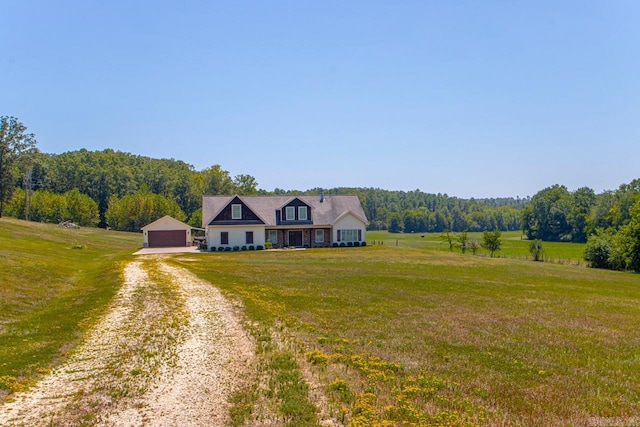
[{"left": 0, "top": 258, "right": 256, "bottom": 426}]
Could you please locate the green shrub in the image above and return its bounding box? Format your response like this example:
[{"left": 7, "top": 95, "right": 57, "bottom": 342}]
[
  {"left": 354, "top": 241, "right": 360, "bottom": 247},
  {"left": 209, "top": 246, "right": 216, "bottom": 252},
  {"left": 332, "top": 243, "right": 339, "bottom": 247},
  {"left": 249, "top": 245, "right": 255, "bottom": 250},
  {"left": 265, "top": 240, "right": 273, "bottom": 250},
  {"left": 257, "top": 245, "right": 264, "bottom": 250},
  {"left": 584, "top": 232, "right": 614, "bottom": 269},
  {"left": 233, "top": 246, "right": 240, "bottom": 251},
  {"left": 340, "top": 242, "right": 346, "bottom": 247},
  {"left": 529, "top": 239, "right": 544, "bottom": 261},
  {"left": 362, "top": 241, "right": 367, "bottom": 246},
  {"left": 219, "top": 246, "right": 226, "bottom": 252},
  {"left": 224, "top": 247, "right": 232, "bottom": 252},
  {"left": 347, "top": 241, "right": 353, "bottom": 247},
  {"left": 241, "top": 245, "right": 247, "bottom": 251}
]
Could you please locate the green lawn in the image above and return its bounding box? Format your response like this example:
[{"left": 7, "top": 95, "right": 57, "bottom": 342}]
[
  {"left": 0, "top": 217, "right": 139, "bottom": 395},
  {"left": 367, "top": 230, "right": 587, "bottom": 263},
  {"left": 174, "top": 246, "right": 640, "bottom": 426}
]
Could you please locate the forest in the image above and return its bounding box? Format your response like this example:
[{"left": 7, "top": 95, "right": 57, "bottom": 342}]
[{"left": 1, "top": 116, "right": 639, "bottom": 271}]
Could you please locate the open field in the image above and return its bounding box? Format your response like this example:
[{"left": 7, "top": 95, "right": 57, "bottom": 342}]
[
  {"left": 367, "top": 230, "right": 587, "bottom": 263},
  {"left": 174, "top": 246, "right": 640, "bottom": 426},
  {"left": 1, "top": 218, "right": 639, "bottom": 426},
  {"left": 0, "top": 217, "right": 140, "bottom": 395}
]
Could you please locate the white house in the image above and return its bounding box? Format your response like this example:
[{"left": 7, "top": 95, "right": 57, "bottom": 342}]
[
  {"left": 202, "top": 194, "right": 368, "bottom": 249},
  {"left": 141, "top": 215, "right": 192, "bottom": 247}
]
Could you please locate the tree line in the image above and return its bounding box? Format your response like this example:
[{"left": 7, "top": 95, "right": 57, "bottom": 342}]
[{"left": 1, "top": 116, "right": 639, "bottom": 271}]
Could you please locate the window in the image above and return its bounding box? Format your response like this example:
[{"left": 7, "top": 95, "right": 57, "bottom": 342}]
[
  {"left": 315, "top": 229, "right": 324, "bottom": 243},
  {"left": 246, "top": 231, "right": 254, "bottom": 244},
  {"left": 221, "top": 231, "right": 229, "bottom": 245},
  {"left": 339, "top": 229, "right": 359, "bottom": 242},
  {"left": 286, "top": 206, "right": 295, "bottom": 220},
  {"left": 231, "top": 204, "right": 242, "bottom": 219},
  {"left": 268, "top": 230, "right": 278, "bottom": 244},
  {"left": 298, "top": 206, "right": 308, "bottom": 221}
]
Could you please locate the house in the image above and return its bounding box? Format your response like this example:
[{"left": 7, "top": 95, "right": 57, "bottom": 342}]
[
  {"left": 202, "top": 194, "right": 368, "bottom": 249},
  {"left": 141, "top": 215, "right": 193, "bottom": 247}
]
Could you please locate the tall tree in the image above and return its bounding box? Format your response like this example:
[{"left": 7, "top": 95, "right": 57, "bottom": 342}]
[
  {"left": 234, "top": 174, "right": 259, "bottom": 195},
  {"left": 521, "top": 185, "right": 591, "bottom": 242},
  {"left": 201, "top": 164, "right": 234, "bottom": 195},
  {"left": 615, "top": 199, "right": 640, "bottom": 272},
  {"left": 105, "top": 190, "right": 186, "bottom": 232},
  {"left": 0, "top": 117, "right": 37, "bottom": 217}
]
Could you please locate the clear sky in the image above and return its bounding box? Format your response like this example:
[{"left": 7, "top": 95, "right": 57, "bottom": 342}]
[{"left": 2, "top": 1, "right": 639, "bottom": 198}]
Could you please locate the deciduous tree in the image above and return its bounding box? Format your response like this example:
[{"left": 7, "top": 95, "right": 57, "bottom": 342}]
[
  {"left": 0, "top": 117, "right": 37, "bottom": 217},
  {"left": 482, "top": 230, "right": 502, "bottom": 257}
]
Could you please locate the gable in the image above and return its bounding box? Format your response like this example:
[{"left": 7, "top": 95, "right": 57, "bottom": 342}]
[
  {"left": 208, "top": 196, "right": 265, "bottom": 225},
  {"left": 334, "top": 211, "right": 368, "bottom": 228},
  {"left": 141, "top": 215, "right": 191, "bottom": 231},
  {"left": 276, "top": 197, "right": 313, "bottom": 224}
]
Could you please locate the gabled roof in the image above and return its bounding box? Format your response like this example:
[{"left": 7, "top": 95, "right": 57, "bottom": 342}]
[
  {"left": 206, "top": 195, "right": 268, "bottom": 225},
  {"left": 141, "top": 215, "right": 192, "bottom": 231},
  {"left": 202, "top": 195, "right": 368, "bottom": 228}
]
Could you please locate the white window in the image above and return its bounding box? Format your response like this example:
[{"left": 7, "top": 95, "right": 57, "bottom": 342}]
[
  {"left": 298, "top": 206, "right": 308, "bottom": 220},
  {"left": 315, "top": 229, "right": 324, "bottom": 243},
  {"left": 232, "top": 204, "right": 242, "bottom": 219},
  {"left": 340, "top": 229, "right": 360, "bottom": 242},
  {"left": 268, "top": 230, "right": 278, "bottom": 244},
  {"left": 286, "top": 206, "right": 295, "bottom": 220}
]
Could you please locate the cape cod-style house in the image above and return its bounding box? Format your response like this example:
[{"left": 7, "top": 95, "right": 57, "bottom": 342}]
[{"left": 202, "top": 194, "right": 368, "bottom": 249}]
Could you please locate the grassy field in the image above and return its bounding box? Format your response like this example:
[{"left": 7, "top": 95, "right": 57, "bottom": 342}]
[
  {"left": 367, "top": 230, "right": 587, "bottom": 263},
  {"left": 174, "top": 246, "right": 640, "bottom": 426},
  {"left": 2, "top": 219, "right": 638, "bottom": 426},
  {"left": 0, "top": 217, "right": 140, "bottom": 396}
]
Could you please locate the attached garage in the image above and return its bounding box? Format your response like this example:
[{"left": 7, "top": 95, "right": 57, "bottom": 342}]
[{"left": 141, "top": 216, "right": 192, "bottom": 248}]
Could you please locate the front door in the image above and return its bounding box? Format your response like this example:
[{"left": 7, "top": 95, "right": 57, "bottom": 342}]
[{"left": 288, "top": 230, "right": 303, "bottom": 247}]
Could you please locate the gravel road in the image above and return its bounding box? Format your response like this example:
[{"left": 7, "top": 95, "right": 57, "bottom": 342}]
[{"left": 0, "top": 258, "right": 256, "bottom": 426}]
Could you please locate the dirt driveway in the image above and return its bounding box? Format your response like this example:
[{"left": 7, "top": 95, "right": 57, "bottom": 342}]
[{"left": 0, "top": 258, "right": 256, "bottom": 426}]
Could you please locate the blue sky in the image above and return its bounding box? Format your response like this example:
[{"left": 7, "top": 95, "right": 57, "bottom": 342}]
[{"left": 2, "top": 1, "right": 639, "bottom": 198}]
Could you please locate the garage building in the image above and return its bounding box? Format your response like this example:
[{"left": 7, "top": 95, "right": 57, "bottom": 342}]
[{"left": 141, "top": 216, "right": 193, "bottom": 248}]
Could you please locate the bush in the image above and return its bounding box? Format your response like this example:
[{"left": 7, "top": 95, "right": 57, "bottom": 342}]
[
  {"left": 257, "top": 245, "right": 264, "bottom": 250},
  {"left": 584, "top": 232, "right": 614, "bottom": 269},
  {"left": 233, "top": 246, "right": 240, "bottom": 251},
  {"left": 210, "top": 246, "right": 216, "bottom": 252},
  {"left": 219, "top": 246, "right": 225, "bottom": 252},
  {"left": 224, "top": 247, "right": 232, "bottom": 252},
  {"left": 353, "top": 241, "right": 360, "bottom": 247},
  {"left": 361, "top": 241, "right": 367, "bottom": 247},
  {"left": 241, "top": 245, "right": 247, "bottom": 251},
  {"left": 249, "top": 245, "right": 255, "bottom": 250},
  {"left": 529, "top": 239, "right": 544, "bottom": 261},
  {"left": 340, "top": 242, "right": 346, "bottom": 247},
  {"left": 265, "top": 240, "right": 273, "bottom": 249},
  {"left": 347, "top": 241, "right": 353, "bottom": 247},
  {"left": 332, "top": 243, "right": 339, "bottom": 247}
]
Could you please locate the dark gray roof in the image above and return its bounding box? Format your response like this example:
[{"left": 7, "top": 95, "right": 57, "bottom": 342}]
[{"left": 202, "top": 195, "right": 368, "bottom": 228}]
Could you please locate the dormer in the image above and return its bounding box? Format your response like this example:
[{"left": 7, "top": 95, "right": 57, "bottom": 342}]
[{"left": 275, "top": 198, "right": 313, "bottom": 225}]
